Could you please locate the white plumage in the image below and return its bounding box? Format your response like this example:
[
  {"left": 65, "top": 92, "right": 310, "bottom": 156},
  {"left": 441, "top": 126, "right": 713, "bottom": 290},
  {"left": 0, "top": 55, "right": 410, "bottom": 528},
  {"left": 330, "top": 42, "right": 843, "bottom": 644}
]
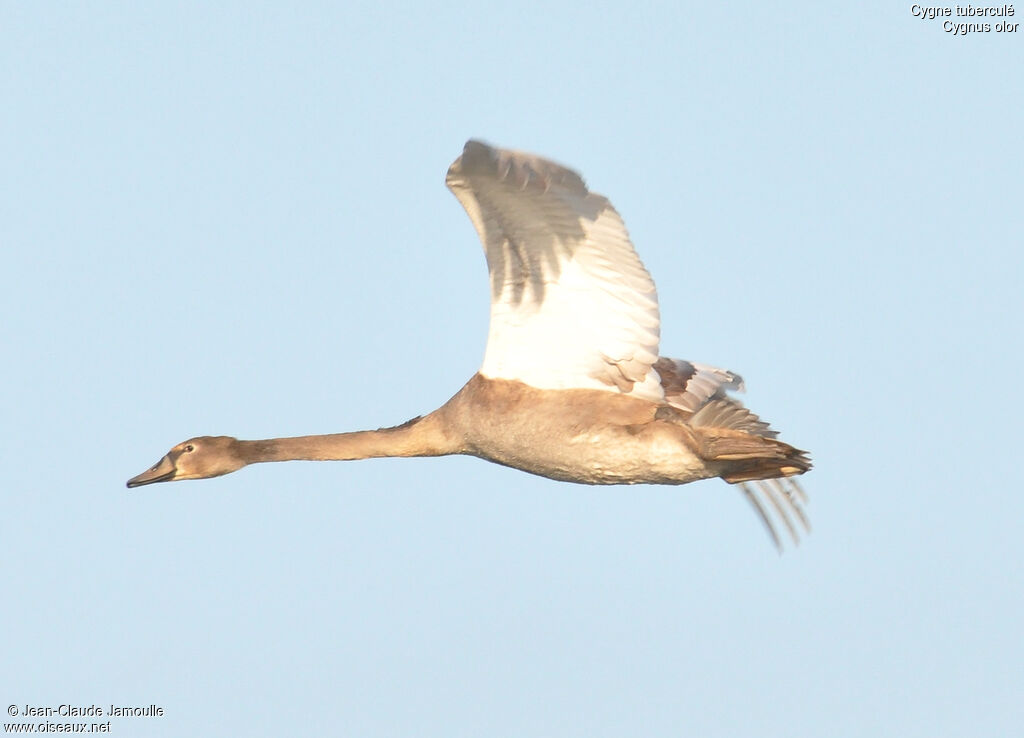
[{"left": 447, "top": 140, "right": 663, "bottom": 402}]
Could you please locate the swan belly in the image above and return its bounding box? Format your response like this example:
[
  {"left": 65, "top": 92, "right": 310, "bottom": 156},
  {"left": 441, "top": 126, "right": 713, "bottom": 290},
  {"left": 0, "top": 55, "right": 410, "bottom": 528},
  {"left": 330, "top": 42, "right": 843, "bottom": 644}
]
[
  {"left": 471, "top": 423, "right": 711, "bottom": 485},
  {"left": 447, "top": 375, "right": 714, "bottom": 485}
]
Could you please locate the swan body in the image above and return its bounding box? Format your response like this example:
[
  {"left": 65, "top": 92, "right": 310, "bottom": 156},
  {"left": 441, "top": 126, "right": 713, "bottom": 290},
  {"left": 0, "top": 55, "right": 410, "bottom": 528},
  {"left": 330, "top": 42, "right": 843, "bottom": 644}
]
[{"left": 128, "top": 140, "right": 812, "bottom": 547}]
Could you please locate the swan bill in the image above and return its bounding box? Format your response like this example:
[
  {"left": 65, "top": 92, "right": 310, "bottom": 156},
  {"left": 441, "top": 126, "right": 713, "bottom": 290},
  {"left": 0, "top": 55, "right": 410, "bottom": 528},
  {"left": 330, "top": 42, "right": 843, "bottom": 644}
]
[{"left": 126, "top": 455, "right": 176, "bottom": 488}]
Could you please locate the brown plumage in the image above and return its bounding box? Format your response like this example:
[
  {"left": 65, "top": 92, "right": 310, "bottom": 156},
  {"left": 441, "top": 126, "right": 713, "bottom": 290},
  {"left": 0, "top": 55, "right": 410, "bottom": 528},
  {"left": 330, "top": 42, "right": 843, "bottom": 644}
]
[{"left": 128, "top": 140, "right": 812, "bottom": 549}]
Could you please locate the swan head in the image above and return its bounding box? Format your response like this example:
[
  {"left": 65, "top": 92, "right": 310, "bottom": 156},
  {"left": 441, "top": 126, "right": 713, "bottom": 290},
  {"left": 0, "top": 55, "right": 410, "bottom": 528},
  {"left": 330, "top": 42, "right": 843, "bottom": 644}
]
[{"left": 127, "top": 436, "right": 245, "bottom": 488}]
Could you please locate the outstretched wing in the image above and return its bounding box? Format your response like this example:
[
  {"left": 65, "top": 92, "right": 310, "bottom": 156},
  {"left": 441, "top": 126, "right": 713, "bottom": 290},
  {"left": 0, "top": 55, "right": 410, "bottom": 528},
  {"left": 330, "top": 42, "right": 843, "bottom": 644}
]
[{"left": 446, "top": 140, "right": 663, "bottom": 400}]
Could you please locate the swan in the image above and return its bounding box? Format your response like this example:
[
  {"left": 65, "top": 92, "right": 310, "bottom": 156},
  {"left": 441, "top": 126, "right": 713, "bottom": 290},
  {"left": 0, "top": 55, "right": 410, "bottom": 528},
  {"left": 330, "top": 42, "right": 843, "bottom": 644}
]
[{"left": 128, "top": 140, "right": 811, "bottom": 548}]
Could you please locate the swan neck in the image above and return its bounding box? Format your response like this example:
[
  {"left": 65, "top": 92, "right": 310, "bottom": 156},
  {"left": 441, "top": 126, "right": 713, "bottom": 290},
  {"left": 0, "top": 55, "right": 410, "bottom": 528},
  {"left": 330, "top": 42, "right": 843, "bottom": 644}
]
[{"left": 236, "top": 413, "right": 456, "bottom": 463}]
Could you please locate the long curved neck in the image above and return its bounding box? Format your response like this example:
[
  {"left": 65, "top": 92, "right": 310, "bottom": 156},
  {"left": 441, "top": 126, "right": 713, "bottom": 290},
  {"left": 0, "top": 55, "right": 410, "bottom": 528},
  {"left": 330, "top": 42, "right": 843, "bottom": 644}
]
[{"left": 236, "top": 413, "right": 459, "bottom": 464}]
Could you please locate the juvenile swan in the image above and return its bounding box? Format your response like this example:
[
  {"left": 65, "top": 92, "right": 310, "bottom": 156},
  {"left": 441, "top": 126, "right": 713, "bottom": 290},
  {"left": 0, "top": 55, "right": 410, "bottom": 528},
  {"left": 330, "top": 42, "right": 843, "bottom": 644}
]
[{"left": 128, "top": 140, "right": 811, "bottom": 548}]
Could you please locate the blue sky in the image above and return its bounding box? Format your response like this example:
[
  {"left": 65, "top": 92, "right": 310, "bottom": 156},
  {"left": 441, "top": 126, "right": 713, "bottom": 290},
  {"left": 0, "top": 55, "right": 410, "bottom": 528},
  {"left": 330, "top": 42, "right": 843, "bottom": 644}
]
[{"left": 2, "top": 2, "right": 1022, "bottom": 736}]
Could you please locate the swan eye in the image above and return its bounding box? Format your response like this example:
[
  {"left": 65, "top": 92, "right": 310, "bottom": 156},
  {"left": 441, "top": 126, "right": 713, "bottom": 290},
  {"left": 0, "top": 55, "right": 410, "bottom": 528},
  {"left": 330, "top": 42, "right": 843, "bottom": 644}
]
[{"left": 184, "top": 444, "right": 195, "bottom": 453}]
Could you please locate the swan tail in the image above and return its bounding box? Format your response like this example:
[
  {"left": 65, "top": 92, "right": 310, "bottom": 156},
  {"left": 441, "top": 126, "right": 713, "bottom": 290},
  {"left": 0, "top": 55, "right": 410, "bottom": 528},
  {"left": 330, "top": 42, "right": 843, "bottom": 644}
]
[{"left": 686, "top": 398, "right": 812, "bottom": 550}]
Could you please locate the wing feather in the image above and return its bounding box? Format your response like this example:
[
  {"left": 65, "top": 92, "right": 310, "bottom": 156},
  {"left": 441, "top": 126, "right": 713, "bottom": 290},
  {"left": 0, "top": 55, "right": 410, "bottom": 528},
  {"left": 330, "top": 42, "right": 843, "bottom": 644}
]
[{"left": 446, "top": 140, "right": 662, "bottom": 399}]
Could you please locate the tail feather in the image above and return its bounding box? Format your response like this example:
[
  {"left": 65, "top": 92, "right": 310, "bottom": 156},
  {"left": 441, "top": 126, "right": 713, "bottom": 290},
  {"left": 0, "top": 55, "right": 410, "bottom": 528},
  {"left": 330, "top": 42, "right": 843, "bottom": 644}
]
[
  {"left": 686, "top": 396, "right": 811, "bottom": 482},
  {"left": 654, "top": 354, "right": 812, "bottom": 550},
  {"left": 690, "top": 426, "right": 811, "bottom": 480},
  {"left": 688, "top": 404, "right": 812, "bottom": 551}
]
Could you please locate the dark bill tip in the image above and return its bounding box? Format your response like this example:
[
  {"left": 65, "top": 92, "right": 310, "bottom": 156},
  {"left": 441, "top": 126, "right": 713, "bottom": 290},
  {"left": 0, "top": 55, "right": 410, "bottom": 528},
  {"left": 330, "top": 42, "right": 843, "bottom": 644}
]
[{"left": 126, "top": 455, "right": 176, "bottom": 488}]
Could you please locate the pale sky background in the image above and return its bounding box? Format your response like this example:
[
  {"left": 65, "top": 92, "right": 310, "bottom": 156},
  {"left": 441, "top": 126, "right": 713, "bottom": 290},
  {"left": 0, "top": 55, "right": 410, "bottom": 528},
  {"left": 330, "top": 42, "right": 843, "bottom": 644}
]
[{"left": 2, "top": 2, "right": 1022, "bottom": 736}]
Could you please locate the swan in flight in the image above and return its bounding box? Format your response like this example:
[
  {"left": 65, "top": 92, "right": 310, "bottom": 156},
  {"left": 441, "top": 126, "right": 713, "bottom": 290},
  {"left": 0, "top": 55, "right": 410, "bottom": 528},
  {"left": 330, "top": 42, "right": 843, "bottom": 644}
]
[{"left": 128, "top": 140, "right": 811, "bottom": 548}]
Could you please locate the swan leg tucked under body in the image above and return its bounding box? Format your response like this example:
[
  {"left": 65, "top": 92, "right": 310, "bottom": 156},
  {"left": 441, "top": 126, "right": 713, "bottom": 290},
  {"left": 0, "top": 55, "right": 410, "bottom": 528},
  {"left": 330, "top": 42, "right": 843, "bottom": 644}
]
[{"left": 128, "top": 140, "right": 812, "bottom": 549}]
